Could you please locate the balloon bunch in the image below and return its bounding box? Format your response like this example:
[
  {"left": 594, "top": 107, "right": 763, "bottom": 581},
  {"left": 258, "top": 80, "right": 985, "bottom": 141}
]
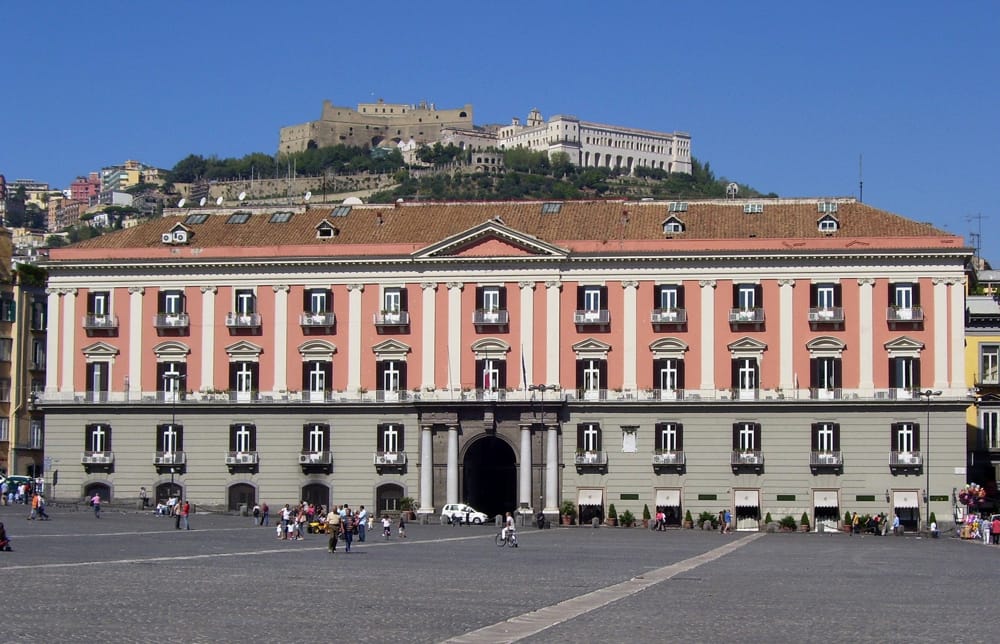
[{"left": 957, "top": 483, "right": 987, "bottom": 508}]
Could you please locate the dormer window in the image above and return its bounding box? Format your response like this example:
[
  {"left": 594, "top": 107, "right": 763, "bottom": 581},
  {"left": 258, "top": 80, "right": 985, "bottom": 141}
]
[
  {"left": 316, "top": 221, "right": 338, "bottom": 239},
  {"left": 818, "top": 217, "right": 839, "bottom": 233},
  {"left": 663, "top": 217, "right": 685, "bottom": 234}
]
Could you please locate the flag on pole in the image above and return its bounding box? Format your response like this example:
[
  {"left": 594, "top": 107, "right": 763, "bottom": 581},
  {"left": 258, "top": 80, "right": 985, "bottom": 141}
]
[{"left": 521, "top": 346, "right": 528, "bottom": 390}]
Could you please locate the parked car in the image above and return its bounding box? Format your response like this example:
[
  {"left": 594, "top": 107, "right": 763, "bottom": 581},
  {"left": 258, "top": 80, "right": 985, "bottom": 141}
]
[{"left": 441, "top": 503, "right": 489, "bottom": 525}]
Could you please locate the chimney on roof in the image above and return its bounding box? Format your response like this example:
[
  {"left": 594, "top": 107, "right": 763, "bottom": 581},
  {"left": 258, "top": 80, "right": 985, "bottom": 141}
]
[{"left": 376, "top": 213, "right": 384, "bottom": 226}]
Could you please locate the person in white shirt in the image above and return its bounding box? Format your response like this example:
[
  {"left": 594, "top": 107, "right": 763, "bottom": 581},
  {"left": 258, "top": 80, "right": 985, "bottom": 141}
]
[{"left": 502, "top": 512, "right": 518, "bottom": 547}]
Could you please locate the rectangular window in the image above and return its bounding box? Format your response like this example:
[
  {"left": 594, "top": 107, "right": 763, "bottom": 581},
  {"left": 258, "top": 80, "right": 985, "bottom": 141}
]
[
  {"left": 812, "top": 283, "right": 840, "bottom": 309},
  {"left": 811, "top": 357, "right": 840, "bottom": 390},
  {"left": 892, "top": 422, "right": 920, "bottom": 453},
  {"left": 577, "top": 423, "right": 602, "bottom": 452},
  {"left": 733, "top": 358, "right": 758, "bottom": 392},
  {"left": 303, "top": 423, "right": 329, "bottom": 453},
  {"left": 582, "top": 287, "right": 603, "bottom": 312},
  {"left": 229, "top": 423, "right": 257, "bottom": 452},
  {"left": 31, "top": 341, "right": 45, "bottom": 369},
  {"left": 0, "top": 296, "right": 15, "bottom": 322},
  {"left": 234, "top": 289, "right": 256, "bottom": 315},
  {"left": 157, "top": 423, "right": 184, "bottom": 453},
  {"left": 0, "top": 379, "right": 10, "bottom": 403},
  {"left": 656, "top": 285, "right": 683, "bottom": 310},
  {"left": 655, "top": 422, "right": 683, "bottom": 452},
  {"left": 890, "top": 283, "right": 918, "bottom": 310},
  {"left": 477, "top": 286, "right": 504, "bottom": 312},
  {"left": 29, "top": 420, "right": 43, "bottom": 450},
  {"left": 378, "top": 423, "right": 404, "bottom": 453},
  {"left": 157, "top": 362, "right": 187, "bottom": 396},
  {"left": 653, "top": 358, "right": 684, "bottom": 392},
  {"left": 159, "top": 290, "right": 186, "bottom": 315},
  {"left": 303, "top": 361, "right": 332, "bottom": 394},
  {"left": 0, "top": 338, "right": 11, "bottom": 362},
  {"left": 981, "top": 346, "right": 1000, "bottom": 385},
  {"left": 476, "top": 358, "right": 505, "bottom": 391},
  {"left": 88, "top": 291, "right": 110, "bottom": 316},
  {"left": 811, "top": 422, "right": 840, "bottom": 452},
  {"left": 383, "top": 288, "right": 405, "bottom": 313},
  {"left": 377, "top": 360, "right": 406, "bottom": 392},
  {"left": 305, "top": 289, "right": 332, "bottom": 314},
  {"left": 86, "top": 423, "right": 111, "bottom": 452},
  {"left": 86, "top": 362, "right": 110, "bottom": 400},
  {"left": 890, "top": 357, "right": 919, "bottom": 390},
  {"left": 31, "top": 299, "right": 46, "bottom": 330},
  {"left": 0, "top": 418, "right": 8, "bottom": 442},
  {"left": 983, "top": 411, "right": 1000, "bottom": 450},
  {"left": 577, "top": 359, "right": 605, "bottom": 394},
  {"left": 733, "top": 422, "right": 760, "bottom": 451}
]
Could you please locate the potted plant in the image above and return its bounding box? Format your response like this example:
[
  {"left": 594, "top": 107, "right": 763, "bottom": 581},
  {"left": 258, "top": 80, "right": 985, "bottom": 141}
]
[
  {"left": 764, "top": 512, "right": 773, "bottom": 525},
  {"left": 844, "top": 510, "right": 853, "bottom": 533},
  {"left": 778, "top": 515, "right": 797, "bottom": 532},
  {"left": 560, "top": 499, "right": 576, "bottom": 526},
  {"left": 607, "top": 503, "right": 618, "bottom": 527},
  {"left": 698, "top": 511, "right": 717, "bottom": 531},
  {"left": 800, "top": 511, "right": 810, "bottom": 532},
  {"left": 642, "top": 504, "right": 651, "bottom": 529},
  {"left": 400, "top": 497, "right": 416, "bottom": 520},
  {"left": 620, "top": 509, "right": 635, "bottom": 528},
  {"left": 683, "top": 509, "right": 694, "bottom": 529}
]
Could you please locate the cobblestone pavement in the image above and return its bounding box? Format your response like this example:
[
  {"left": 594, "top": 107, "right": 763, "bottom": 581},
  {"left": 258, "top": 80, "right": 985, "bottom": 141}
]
[{"left": 0, "top": 505, "right": 996, "bottom": 643}]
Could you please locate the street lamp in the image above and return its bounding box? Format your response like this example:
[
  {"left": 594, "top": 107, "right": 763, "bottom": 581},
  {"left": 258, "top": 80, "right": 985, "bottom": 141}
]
[
  {"left": 919, "top": 389, "right": 942, "bottom": 531},
  {"left": 165, "top": 373, "right": 186, "bottom": 499}
]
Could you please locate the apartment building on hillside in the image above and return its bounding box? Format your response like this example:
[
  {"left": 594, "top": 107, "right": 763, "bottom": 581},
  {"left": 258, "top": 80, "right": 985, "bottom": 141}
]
[{"left": 38, "top": 197, "right": 971, "bottom": 530}]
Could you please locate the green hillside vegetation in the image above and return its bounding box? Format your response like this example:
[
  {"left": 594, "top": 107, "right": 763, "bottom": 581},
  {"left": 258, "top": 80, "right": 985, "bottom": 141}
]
[{"left": 163, "top": 144, "right": 771, "bottom": 203}]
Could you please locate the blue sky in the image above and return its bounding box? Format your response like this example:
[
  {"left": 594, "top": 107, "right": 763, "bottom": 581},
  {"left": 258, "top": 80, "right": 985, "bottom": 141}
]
[{"left": 2, "top": 2, "right": 997, "bottom": 262}]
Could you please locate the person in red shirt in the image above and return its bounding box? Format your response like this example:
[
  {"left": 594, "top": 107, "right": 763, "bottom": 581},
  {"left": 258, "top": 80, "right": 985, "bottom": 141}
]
[
  {"left": 181, "top": 500, "right": 191, "bottom": 530},
  {"left": 991, "top": 516, "right": 1000, "bottom": 545}
]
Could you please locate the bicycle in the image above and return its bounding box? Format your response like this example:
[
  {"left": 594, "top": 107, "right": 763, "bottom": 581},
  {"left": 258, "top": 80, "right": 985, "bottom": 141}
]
[{"left": 495, "top": 530, "right": 518, "bottom": 547}]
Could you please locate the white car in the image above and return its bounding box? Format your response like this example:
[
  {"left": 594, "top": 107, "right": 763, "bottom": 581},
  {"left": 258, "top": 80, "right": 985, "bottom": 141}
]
[{"left": 441, "top": 503, "right": 489, "bottom": 525}]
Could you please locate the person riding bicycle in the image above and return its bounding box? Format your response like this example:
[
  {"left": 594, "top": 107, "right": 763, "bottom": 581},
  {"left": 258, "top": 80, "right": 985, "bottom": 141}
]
[{"left": 501, "top": 511, "right": 518, "bottom": 547}]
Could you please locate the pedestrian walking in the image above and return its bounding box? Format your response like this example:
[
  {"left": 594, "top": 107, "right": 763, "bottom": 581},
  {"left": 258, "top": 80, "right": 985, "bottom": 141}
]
[
  {"left": 398, "top": 513, "right": 407, "bottom": 538},
  {"left": 357, "top": 505, "right": 368, "bottom": 542},
  {"left": 252, "top": 503, "right": 261, "bottom": 526},
  {"left": 181, "top": 500, "right": 191, "bottom": 530},
  {"left": 343, "top": 509, "right": 354, "bottom": 552},
  {"left": 140, "top": 486, "right": 149, "bottom": 509},
  {"left": 261, "top": 502, "right": 270, "bottom": 526},
  {"left": 91, "top": 493, "right": 102, "bottom": 519},
  {"left": 326, "top": 507, "right": 342, "bottom": 552}
]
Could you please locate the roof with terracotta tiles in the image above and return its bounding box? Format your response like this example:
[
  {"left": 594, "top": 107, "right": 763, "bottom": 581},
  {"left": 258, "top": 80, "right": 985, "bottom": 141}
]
[{"left": 51, "top": 198, "right": 966, "bottom": 261}]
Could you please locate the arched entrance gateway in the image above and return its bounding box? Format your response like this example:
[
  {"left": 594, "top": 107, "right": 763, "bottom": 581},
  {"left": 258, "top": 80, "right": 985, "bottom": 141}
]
[
  {"left": 462, "top": 436, "right": 517, "bottom": 518},
  {"left": 227, "top": 483, "right": 256, "bottom": 512},
  {"left": 301, "top": 482, "right": 330, "bottom": 510}
]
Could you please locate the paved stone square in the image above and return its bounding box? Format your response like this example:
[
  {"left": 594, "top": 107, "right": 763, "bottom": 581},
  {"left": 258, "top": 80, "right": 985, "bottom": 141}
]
[{"left": 0, "top": 504, "right": 995, "bottom": 643}]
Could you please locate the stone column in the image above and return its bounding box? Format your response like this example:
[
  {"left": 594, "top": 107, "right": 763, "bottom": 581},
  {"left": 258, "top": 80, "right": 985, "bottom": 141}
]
[
  {"left": 200, "top": 286, "right": 217, "bottom": 391},
  {"left": 60, "top": 288, "right": 77, "bottom": 394},
  {"left": 778, "top": 279, "right": 795, "bottom": 391},
  {"left": 272, "top": 285, "right": 289, "bottom": 393},
  {"left": 621, "top": 280, "right": 638, "bottom": 391},
  {"left": 347, "top": 284, "right": 364, "bottom": 393},
  {"left": 447, "top": 283, "right": 463, "bottom": 392},
  {"left": 420, "top": 282, "right": 437, "bottom": 391},
  {"left": 44, "top": 288, "right": 61, "bottom": 395},
  {"left": 949, "top": 278, "right": 966, "bottom": 391},
  {"left": 128, "top": 286, "right": 144, "bottom": 399},
  {"left": 545, "top": 281, "right": 561, "bottom": 386},
  {"left": 931, "top": 278, "right": 949, "bottom": 390},
  {"left": 446, "top": 424, "right": 459, "bottom": 505},
  {"left": 519, "top": 423, "right": 532, "bottom": 512},
  {"left": 544, "top": 424, "right": 559, "bottom": 514},
  {"left": 519, "top": 281, "right": 535, "bottom": 389},
  {"left": 857, "top": 278, "right": 875, "bottom": 393},
  {"left": 418, "top": 424, "right": 434, "bottom": 514},
  {"left": 699, "top": 280, "right": 716, "bottom": 392}
]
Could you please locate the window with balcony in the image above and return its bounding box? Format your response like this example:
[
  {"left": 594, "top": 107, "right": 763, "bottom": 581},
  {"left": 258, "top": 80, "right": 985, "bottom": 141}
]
[
  {"left": 156, "top": 290, "right": 188, "bottom": 329},
  {"left": 86, "top": 361, "right": 110, "bottom": 402},
  {"left": 983, "top": 410, "right": 1000, "bottom": 450},
  {"left": 85, "top": 291, "right": 116, "bottom": 331},
  {"left": 375, "top": 423, "right": 406, "bottom": 470},
  {"left": 157, "top": 362, "right": 187, "bottom": 400},
  {"left": 85, "top": 423, "right": 112, "bottom": 456},
  {"left": 28, "top": 420, "right": 43, "bottom": 450},
  {"left": 30, "top": 299, "right": 46, "bottom": 331},
  {"left": 980, "top": 345, "right": 1000, "bottom": 385},
  {"left": 474, "top": 286, "right": 508, "bottom": 326},
  {"left": 652, "top": 285, "right": 685, "bottom": 324},
  {"left": 731, "top": 284, "right": 763, "bottom": 323},
  {"left": 157, "top": 423, "right": 184, "bottom": 453},
  {"left": 652, "top": 358, "right": 684, "bottom": 398},
  {"left": 476, "top": 358, "right": 506, "bottom": 393},
  {"left": 229, "top": 361, "right": 259, "bottom": 401},
  {"left": 890, "top": 422, "right": 921, "bottom": 469},
  {"left": 653, "top": 421, "right": 685, "bottom": 469},
  {"left": 228, "top": 423, "right": 258, "bottom": 465},
  {"left": 731, "top": 357, "right": 759, "bottom": 399},
  {"left": 574, "top": 422, "right": 607, "bottom": 470},
  {"left": 810, "top": 357, "right": 841, "bottom": 398},
  {"left": 236, "top": 289, "right": 256, "bottom": 315},
  {"left": 376, "top": 360, "right": 406, "bottom": 399},
  {"left": 888, "top": 282, "right": 921, "bottom": 322},
  {"left": 732, "top": 421, "right": 763, "bottom": 471},
  {"left": 301, "top": 288, "right": 335, "bottom": 328},
  {"left": 30, "top": 340, "right": 45, "bottom": 371},
  {"left": 575, "top": 286, "right": 609, "bottom": 325},
  {"left": 810, "top": 422, "right": 842, "bottom": 471},
  {"left": 376, "top": 288, "right": 409, "bottom": 327},
  {"left": 303, "top": 360, "right": 332, "bottom": 401},
  {"left": 576, "top": 359, "right": 607, "bottom": 400},
  {"left": 303, "top": 423, "right": 330, "bottom": 454},
  {"left": 809, "top": 283, "right": 843, "bottom": 323}
]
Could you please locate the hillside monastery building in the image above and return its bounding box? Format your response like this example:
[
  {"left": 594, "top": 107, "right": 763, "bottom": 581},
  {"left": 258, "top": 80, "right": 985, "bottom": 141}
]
[{"left": 39, "top": 197, "right": 971, "bottom": 530}]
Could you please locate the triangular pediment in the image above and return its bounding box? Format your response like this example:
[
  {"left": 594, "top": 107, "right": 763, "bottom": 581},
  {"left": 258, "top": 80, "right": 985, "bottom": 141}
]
[
  {"left": 884, "top": 336, "right": 924, "bottom": 351},
  {"left": 372, "top": 339, "right": 411, "bottom": 358},
  {"left": 413, "top": 220, "right": 568, "bottom": 259},
  {"left": 572, "top": 338, "right": 612, "bottom": 360},
  {"left": 224, "top": 340, "right": 263, "bottom": 359},
  {"left": 727, "top": 337, "right": 768, "bottom": 353},
  {"left": 82, "top": 341, "right": 120, "bottom": 358}
]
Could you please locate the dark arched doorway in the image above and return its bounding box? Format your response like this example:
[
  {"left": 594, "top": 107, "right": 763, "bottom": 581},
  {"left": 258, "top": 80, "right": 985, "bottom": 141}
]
[
  {"left": 227, "top": 483, "right": 256, "bottom": 512},
  {"left": 463, "top": 436, "right": 516, "bottom": 518},
  {"left": 376, "top": 483, "right": 403, "bottom": 515},
  {"left": 84, "top": 482, "right": 111, "bottom": 502},
  {"left": 155, "top": 481, "right": 182, "bottom": 505},
  {"left": 301, "top": 482, "right": 330, "bottom": 510}
]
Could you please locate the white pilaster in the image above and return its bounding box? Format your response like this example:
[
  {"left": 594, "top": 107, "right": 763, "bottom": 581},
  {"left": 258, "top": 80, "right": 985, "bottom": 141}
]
[
  {"left": 699, "top": 280, "right": 716, "bottom": 391},
  {"left": 60, "top": 288, "right": 77, "bottom": 394},
  {"left": 447, "top": 283, "right": 463, "bottom": 391},
  {"left": 622, "top": 280, "right": 638, "bottom": 391},
  {"left": 45, "top": 288, "right": 60, "bottom": 395},
  {"left": 128, "top": 287, "right": 144, "bottom": 397},
  {"left": 932, "top": 278, "right": 949, "bottom": 390},
  {"left": 544, "top": 424, "right": 559, "bottom": 514},
  {"left": 519, "top": 281, "right": 535, "bottom": 389},
  {"left": 418, "top": 424, "right": 434, "bottom": 514},
  {"left": 272, "top": 285, "right": 289, "bottom": 392},
  {"left": 950, "top": 278, "right": 966, "bottom": 391},
  {"left": 200, "top": 286, "right": 217, "bottom": 391},
  {"left": 347, "top": 284, "right": 364, "bottom": 393},
  {"left": 858, "top": 278, "right": 875, "bottom": 392},
  {"left": 446, "top": 424, "right": 459, "bottom": 505},
  {"left": 519, "top": 424, "right": 532, "bottom": 511},
  {"left": 421, "top": 282, "right": 437, "bottom": 390},
  {"left": 778, "top": 279, "right": 795, "bottom": 390},
  {"left": 545, "top": 281, "right": 561, "bottom": 386}
]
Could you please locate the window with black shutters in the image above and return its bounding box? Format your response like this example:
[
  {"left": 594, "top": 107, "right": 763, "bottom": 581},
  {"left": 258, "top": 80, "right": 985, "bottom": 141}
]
[
  {"left": 229, "top": 423, "right": 257, "bottom": 452},
  {"left": 85, "top": 423, "right": 111, "bottom": 452},
  {"left": 156, "top": 423, "right": 184, "bottom": 453},
  {"left": 302, "top": 423, "right": 329, "bottom": 453},
  {"left": 810, "top": 283, "right": 841, "bottom": 309},
  {"left": 383, "top": 288, "right": 408, "bottom": 313},
  {"left": 654, "top": 285, "right": 684, "bottom": 311},
  {"left": 229, "top": 362, "right": 259, "bottom": 394},
  {"left": 476, "top": 358, "right": 506, "bottom": 390},
  {"left": 302, "top": 361, "right": 332, "bottom": 393},
  {"left": 476, "top": 286, "right": 506, "bottom": 312},
  {"left": 159, "top": 290, "right": 186, "bottom": 315},
  {"left": 652, "top": 358, "right": 684, "bottom": 391},
  {"left": 377, "top": 360, "right": 406, "bottom": 392},
  {"left": 234, "top": 289, "right": 256, "bottom": 315},
  {"left": 577, "top": 285, "right": 607, "bottom": 312},
  {"left": 576, "top": 423, "right": 602, "bottom": 452},
  {"left": 811, "top": 422, "right": 839, "bottom": 452},
  {"left": 157, "top": 362, "right": 188, "bottom": 394},
  {"left": 88, "top": 291, "right": 110, "bottom": 316},
  {"left": 731, "top": 358, "right": 758, "bottom": 391},
  {"left": 810, "top": 357, "right": 841, "bottom": 389},
  {"left": 305, "top": 288, "right": 332, "bottom": 314},
  {"left": 576, "top": 359, "right": 607, "bottom": 392},
  {"left": 889, "top": 357, "right": 920, "bottom": 389},
  {"left": 889, "top": 283, "right": 919, "bottom": 310},
  {"left": 891, "top": 422, "right": 920, "bottom": 452},
  {"left": 378, "top": 423, "right": 404, "bottom": 453},
  {"left": 86, "top": 362, "right": 109, "bottom": 395},
  {"left": 733, "top": 284, "right": 761, "bottom": 310},
  {"left": 732, "top": 422, "right": 760, "bottom": 451},
  {"left": 655, "top": 422, "right": 683, "bottom": 452}
]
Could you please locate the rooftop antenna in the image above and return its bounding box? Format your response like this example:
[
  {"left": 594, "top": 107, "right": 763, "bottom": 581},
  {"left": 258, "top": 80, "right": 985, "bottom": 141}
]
[
  {"left": 858, "top": 154, "right": 864, "bottom": 203},
  {"left": 966, "top": 212, "right": 987, "bottom": 260}
]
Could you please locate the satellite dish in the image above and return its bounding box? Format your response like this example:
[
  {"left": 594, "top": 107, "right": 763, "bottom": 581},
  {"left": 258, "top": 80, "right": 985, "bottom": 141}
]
[
  {"left": 238, "top": 191, "right": 247, "bottom": 202},
  {"left": 726, "top": 182, "right": 739, "bottom": 199},
  {"left": 177, "top": 198, "right": 186, "bottom": 208},
  {"left": 199, "top": 197, "right": 207, "bottom": 207},
  {"left": 304, "top": 191, "right": 312, "bottom": 202},
  {"left": 216, "top": 196, "right": 224, "bottom": 206}
]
